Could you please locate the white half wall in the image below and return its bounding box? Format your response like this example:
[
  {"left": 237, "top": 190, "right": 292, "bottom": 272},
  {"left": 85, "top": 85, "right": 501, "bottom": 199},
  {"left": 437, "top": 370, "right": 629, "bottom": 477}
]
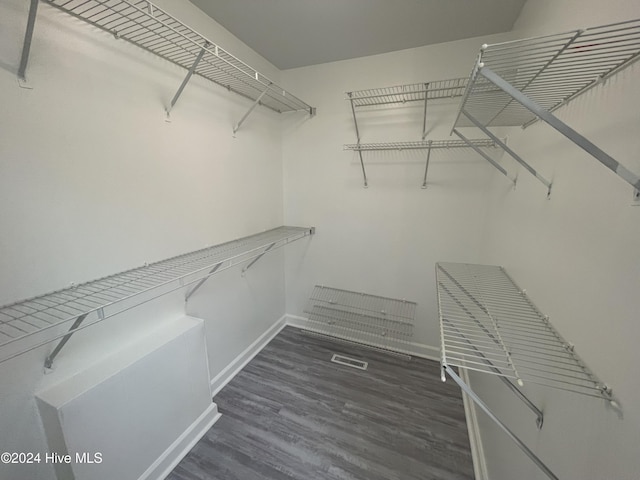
[{"left": 36, "top": 316, "right": 216, "bottom": 480}]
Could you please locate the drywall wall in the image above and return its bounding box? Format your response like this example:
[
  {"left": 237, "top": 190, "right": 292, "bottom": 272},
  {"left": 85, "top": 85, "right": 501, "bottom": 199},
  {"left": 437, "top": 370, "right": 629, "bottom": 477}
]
[
  {"left": 0, "top": 0, "right": 294, "bottom": 478},
  {"left": 280, "top": 33, "right": 514, "bottom": 348},
  {"left": 468, "top": 1, "right": 640, "bottom": 479}
]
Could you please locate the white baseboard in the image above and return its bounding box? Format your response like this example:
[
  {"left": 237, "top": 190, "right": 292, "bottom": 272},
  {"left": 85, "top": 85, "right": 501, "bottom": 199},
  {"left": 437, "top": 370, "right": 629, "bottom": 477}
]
[
  {"left": 284, "top": 314, "right": 440, "bottom": 361},
  {"left": 209, "top": 315, "right": 287, "bottom": 396},
  {"left": 140, "top": 403, "right": 221, "bottom": 480},
  {"left": 460, "top": 368, "right": 489, "bottom": 480}
]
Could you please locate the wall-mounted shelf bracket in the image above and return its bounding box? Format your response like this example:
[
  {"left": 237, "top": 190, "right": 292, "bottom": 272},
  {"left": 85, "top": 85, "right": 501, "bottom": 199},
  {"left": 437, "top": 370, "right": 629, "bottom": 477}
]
[
  {"left": 347, "top": 92, "right": 368, "bottom": 188},
  {"left": 233, "top": 84, "right": 271, "bottom": 135},
  {"left": 478, "top": 67, "right": 640, "bottom": 193},
  {"left": 184, "top": 262, "right": 223, "bottom": 301},
  {"left": 241, "top": 242, "right": 276, "bottom": 275},
  {"left": 44, "top": 313, "right": 89, "bottom": 371},
  {"left": 462, "top": 109, "right": 552, "bottom": 197},
  {"left": 17, "top": 0, "right": 39, "bottom": 88},
  {"left": 444, "top": 366, "right": 557, "bottom": 479},
  {"left": 421, "top": 140, "right": 432, "bottom": 188},
  {"left": 165, "top": 41, "right": 210, "bottom": 118},
  {"left": 421, "top": 82, "right": 429, "bottom": 139},
  {"left": 453, "top": 129, "right": 516, "bottom": 187}
]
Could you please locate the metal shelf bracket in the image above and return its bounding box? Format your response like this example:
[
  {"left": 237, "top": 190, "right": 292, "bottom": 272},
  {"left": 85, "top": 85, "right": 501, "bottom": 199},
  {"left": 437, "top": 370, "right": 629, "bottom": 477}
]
[
  {"left": 165, "top": 41, "right": 210, "bottom": 118},
  {"left": 347, "top": 92, "right": 368, "bottom": 188},
  {"left": 462, "top": 108, "right": 552, "bottom": 197},
  {"left": 17, "top": 0, "right": 39, "bottom": 88},
  {"left": 479, "top": 66, "right": 640, "bottom": 193},
  {"left": 241, "top": 242, "right": 276, "bottom": 275},
  {"left": 421, "top": 140, "right": 432, "bottom": 189},
  {"left": 233, "top": 84, "right": 272, "bottom": 135},
  {"left": 444, "top": 366, "right": 557, "bottom": 479},
  {"left": 453, "top": 129, "right": 516, "bottom": 187}
]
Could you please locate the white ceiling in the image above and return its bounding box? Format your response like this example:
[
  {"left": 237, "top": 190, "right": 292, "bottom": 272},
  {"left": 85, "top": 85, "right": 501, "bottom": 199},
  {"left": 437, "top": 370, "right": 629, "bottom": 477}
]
[{"left": 189, "top": 0, "right": 527, "bottom": 70}]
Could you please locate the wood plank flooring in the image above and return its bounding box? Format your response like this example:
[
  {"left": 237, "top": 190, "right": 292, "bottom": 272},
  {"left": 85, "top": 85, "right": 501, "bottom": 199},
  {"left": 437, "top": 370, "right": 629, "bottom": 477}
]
[{"left": 167, "top": 327, "right": 474, "bottom": 480}]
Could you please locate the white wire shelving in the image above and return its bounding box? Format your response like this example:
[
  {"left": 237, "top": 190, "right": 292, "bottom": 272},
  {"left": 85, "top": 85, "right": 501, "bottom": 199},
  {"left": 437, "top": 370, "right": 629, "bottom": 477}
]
[
  {"left": 436, "top": 262, "right": 618, "bottom": 480},
  {"left": 343, "top": 77, "right": 514, "bottom": 188},
  {"left": 18, "top": 0, "right": 314, "bottom": 131},
  {"left": 347, "top": 78, "right": 467, "bottom": 108},
  {"left": 452, "top": 18, "right": 640, "bottom": 196},
  {"left": 0, "top": 226, "right": 314, "bottom": 367},
  {"left": 344, "top": 138, "right": 510, "bottom": 188},
  {"left": 303, "top": 286, "right": 416, "bottom": 357}
]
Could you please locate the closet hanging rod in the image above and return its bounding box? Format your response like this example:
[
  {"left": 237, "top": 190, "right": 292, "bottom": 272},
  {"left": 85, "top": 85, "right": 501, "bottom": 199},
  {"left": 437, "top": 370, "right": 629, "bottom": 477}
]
[
  {"left": 0, "top": 226, "right": 314, "bottom": 368},
  {"left": 21, "top": 0, "right": 315, "bottom": 117}
]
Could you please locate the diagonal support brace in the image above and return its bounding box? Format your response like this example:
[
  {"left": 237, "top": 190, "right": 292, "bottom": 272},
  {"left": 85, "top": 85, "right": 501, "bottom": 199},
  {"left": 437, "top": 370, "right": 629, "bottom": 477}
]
[
  {"left": 242, "top": 242, "right": 276, "bottom": 274},
  {"left": 18, "top": 0, "right": 39, "bottom": 87},
  {"left": 479, "top": 66, "right": 640, "bottom": 192},
  {"left": 347, "top": 92, "right": 368, "bottom": 188},
  {"left": 421, "top": 82, "right": 430, "bottom": 140},
  {"left": 233, "top": 84, "right": 271, "bottom": 134},
  {"left": 463, "top": 109, "right": 552, "bottom": 196},
  {"left": 453, "top": 129, "right": 516, "bottom": 186},
  {"left": 44, "top": 313, "right": 89, "bottom": 369},
  {"left": 166, "top": 42, "right": 209, "bottom": 116},
  {"left": 185, "top": 262, "right": 222, "bottom": 301},
  {"left": 445, "top": 366, "right": 558, "bottom": 480},
  {"left": 421, "top": 141, "right": 432, "bottom": 189}
]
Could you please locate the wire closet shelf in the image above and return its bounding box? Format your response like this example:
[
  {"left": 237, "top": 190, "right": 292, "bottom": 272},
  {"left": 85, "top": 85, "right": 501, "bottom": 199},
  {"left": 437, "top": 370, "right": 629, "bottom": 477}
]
[
  {"left": 436, "top": 262, "right": 612, "bottom": 400},
  {"left": 454, "top": 18, "right": 640, "bottom": 129},
  {"left": 344, "top": 139, "right": 497, "bottom": 151},
  {"left": 0, "top": 226, "right": 313, "bottom": 366},
  {"left": 46, "top": 0, "right": 313, "bottom": 114},
  {"left": 347, "top": 77, "right": 467, "bottom": 107},
  {"left": 303, "top": 286, "right": 416, "bottom": 355}
]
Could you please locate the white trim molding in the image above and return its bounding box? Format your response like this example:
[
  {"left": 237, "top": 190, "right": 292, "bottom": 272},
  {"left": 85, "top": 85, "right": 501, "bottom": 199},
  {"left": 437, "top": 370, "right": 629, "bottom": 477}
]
[{"left": 210, "top": 315, "right": 287, "bottom": 396}]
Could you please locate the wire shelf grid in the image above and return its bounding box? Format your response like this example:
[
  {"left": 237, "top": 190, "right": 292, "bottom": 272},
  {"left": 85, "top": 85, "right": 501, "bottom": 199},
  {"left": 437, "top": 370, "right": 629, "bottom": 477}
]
[
  {"left": 454, "top": 18, "right": 640, "bottom": 128},
  {"left": 0, "top": 226, "right": 313, "bottom": 364},
  {"left": 436, "top": 262, "right": 610, "bottom": 399},
  {"left": 303, "top": 286, "right": 416, "bottom": 353},
  {"left": 347, "top": 77, "right": 467, "bottom": 107},
  {"left": 344, "top": 139, "right": 498, "bottom": 151},
  {"left": 47, "top": 0, "right": 313, "bottom": 114}
]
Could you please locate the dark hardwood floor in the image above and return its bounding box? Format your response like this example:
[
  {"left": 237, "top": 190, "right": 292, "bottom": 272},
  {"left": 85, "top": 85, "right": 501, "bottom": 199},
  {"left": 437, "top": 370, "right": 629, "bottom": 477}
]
[{"left": 167, "top": 327, "right": 474, "bottom": 480}]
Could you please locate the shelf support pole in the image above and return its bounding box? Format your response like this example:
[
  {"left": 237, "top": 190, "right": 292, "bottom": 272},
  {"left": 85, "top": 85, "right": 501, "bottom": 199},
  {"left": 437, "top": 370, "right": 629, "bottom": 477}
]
[
  {"left": 241, "top": 242, "right": 276, "bottom": 274},
  {"left": 166, "top": 42, "right": 209, "bottom": 116},
  {"left": 453, "top": 129, "right": 516, "bottom": 186},
  {"left": 421, "top": 82, "right": 430, "bottom": 139},
  {"left": 421, "top": 141, "right": 432, "bottom": 189},
  {"left": 479, "top": 66, "right": 640, "bottom": 192},
  {"left": 44, "top": 313, "right": 89, "bottom": 369},
  {"left": 18, "top": 0, "right": 39, "bottom": 86},
  {"left": 347, "top": 92, "right": 368, "bottom": 187},
  {"left": 185, "top": 262, "right": 223, "bottom": 301},
  {"left": 445, "top": 366, "right": 558, "bottom": 480},
  {"left": 462, "top": 109, "right": 552, "bottom": 196},
  {"left": 233, "top": 84, "right": 271, "bottom": 134}
]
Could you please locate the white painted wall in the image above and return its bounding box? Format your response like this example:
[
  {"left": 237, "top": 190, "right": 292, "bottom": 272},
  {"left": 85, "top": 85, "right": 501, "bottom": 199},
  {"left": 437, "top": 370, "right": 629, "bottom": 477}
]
[
  {"left": 467, "top": 1, "right": 640, "bottom": 479},
  {"left": 281, "top": 2, "right": 640, "bottom": 478},
  {"left": 280, "top": 34, "right": 514, "bottom": 347},
  {"left": 0, "top": 0, "right": 293, "bottom": 479}
]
